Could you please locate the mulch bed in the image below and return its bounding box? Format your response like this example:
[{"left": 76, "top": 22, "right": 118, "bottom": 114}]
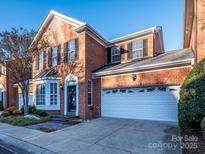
[{"left": 181, "top": 128, "right": 205, "bottom": 154}]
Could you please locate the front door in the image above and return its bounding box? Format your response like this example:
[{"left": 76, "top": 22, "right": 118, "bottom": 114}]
[{"left": 67, "top": 85, "right": 76, "bottom": 112}]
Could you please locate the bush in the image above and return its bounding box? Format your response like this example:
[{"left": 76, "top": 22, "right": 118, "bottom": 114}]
[
  {"left": 5, "top": 106, "right": 16, "bottom": 114},
  {"left": 21, "top": 105, "right": 36, "bottom": 114},
  {"left": 201, "top": 117, "right": 205, "bottom": 139},
  {"left": 12, "top": 109, "right": 22, "bottom": 116},
  {"left": 1, "top": 111, "right": 10, "bottom": 117},
  {"left": 179, "top": 58, "right": 205, "bottom": 129},
  {"left": 35, "top": 110, "right": 48, "bottom": 117}
]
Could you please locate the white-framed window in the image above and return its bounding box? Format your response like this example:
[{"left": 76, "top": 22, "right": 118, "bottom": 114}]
[
  {"left": 36, "top": 84, "right": 45, "bottom": 105},
  {"left": 64, "top": 40, "right": 76, "bottom": 62},
  {"left": 131, "top": 40, "right": 143, "bottom": 58},
  {"left": 50, "top": 83, "right": 57, "bottom": 105},
  {"left": 88, "top": 80, "right": 93, "bottom": 106},
  {"left": 111, "top": 46, "right": 121, "bottom": 63},
  {"left": 68, "top": 40, "right": 76, "bottom": 60},
  {"left": 39, "top": 52, "right": 44, "bottom": 70},
  {"left": 0, "top": 65, "right": 6, "bottom": 75},
  {"left": 52, "top": 46, "right": 58, "bottom": 65}
]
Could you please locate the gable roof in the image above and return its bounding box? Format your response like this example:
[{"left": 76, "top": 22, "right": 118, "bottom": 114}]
[
  {"left": 33, "top": 10, "right": 162, "bottom": 47},
  {"left": 92, "top": 48, "right": 194, "bottom": 78}
]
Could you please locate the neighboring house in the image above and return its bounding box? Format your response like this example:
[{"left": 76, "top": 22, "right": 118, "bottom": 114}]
[
  {"left": 184, "top": 0, "right": 205, "bottom": 63},
  {"left": 0, "top": 64, "right": 18, "bottom": 108},
  {"left": 17, "top": 10, "right": 194, "bottom": 121}
]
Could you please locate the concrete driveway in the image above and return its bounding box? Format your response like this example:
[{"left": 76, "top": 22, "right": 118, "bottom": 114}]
[{"left": 0, "top": 118, "right": 180, "bottom": 154}]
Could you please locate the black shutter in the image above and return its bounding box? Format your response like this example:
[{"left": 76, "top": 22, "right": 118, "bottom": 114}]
[
  {"left": 48, "top": 48, "right": 52, "bottom": 67},
  {"left": 35, "top": 54, "right": 39, "bottom": 70},
  {"left": 43, "top": 51, "right": 46, "bottom": 69},
  {"left": 107, "top": 47, "right": 111, "bottom": 64},
  {"left": 143, "top": 39, "right": 148, "bottom": 56},
  {"left": 64, "top": 42, "right": 68, "bottom": 63},
  {"left": 75, "top": 38, "right": 79, "bottom": 59},
  {"left": 128, "top": 42, "right": 133, "bottom": 59},
  {"left": 57, "top": 45, "right": 61, "bottom": 65},
  {"left": 120, "top": 45, "right": 125, "bottom": 54}
]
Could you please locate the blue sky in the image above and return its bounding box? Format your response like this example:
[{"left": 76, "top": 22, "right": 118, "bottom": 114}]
[{"left": 0, "top": 0, "right": 183, "bottom": 51}]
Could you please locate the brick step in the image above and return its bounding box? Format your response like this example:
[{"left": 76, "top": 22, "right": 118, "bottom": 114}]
[{"left": 51, "top": 114, "right": 80, "bottom": 123}]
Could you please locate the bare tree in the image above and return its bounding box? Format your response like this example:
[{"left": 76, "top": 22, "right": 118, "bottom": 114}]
[{"left": 0, "top": 27, "right": 50, "bottom": 115}]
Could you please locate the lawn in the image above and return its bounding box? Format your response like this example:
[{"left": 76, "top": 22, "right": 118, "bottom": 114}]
[{"left": 0, "top": 115, "right": 51, "bottom": 126}]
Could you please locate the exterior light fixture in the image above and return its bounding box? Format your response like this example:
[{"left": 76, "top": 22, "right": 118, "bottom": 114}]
[{"left": 132, "top": 74, "right": 137, "bottom": 81}]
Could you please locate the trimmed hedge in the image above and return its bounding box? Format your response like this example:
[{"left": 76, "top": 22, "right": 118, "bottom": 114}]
[{"left": 179, "top": 58, "right": 205, "bottom": 129}]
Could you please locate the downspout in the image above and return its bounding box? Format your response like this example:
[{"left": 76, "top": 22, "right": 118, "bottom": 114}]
[{"left": 195, "top": 0, "right": 198, "bottom": 63}]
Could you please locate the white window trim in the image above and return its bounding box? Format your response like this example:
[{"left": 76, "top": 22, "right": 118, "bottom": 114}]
[
  {"left": 52, "top": 46, "right": 58, "bottom": 66},
  {"left": 36, "top": 83, "right": 46, "bottom": 105},
  {"left": 131, "top": 40, "right": 144, "bottom": 58},
  {"left": 34, "top": 79, "right": 60, "bottom": 110},
  {"left": 50, "top": 83, "right": 58, "bottom": 105},
  {"left": 39, "top": 52, "right": 44, "bottom": 70},
  {"left": 111, "top": 46, "right": 121, "bottom": 63},
  {"left": 88, "top": 79, "right": 93, "bottom": 106},
  {"left": 67, "top": 40, "right": 76, "bottom": 60}
]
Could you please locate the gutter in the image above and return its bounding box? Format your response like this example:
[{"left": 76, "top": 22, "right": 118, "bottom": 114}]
[{"left": 92, "top": 58, "right": 194, "bottom": 79}]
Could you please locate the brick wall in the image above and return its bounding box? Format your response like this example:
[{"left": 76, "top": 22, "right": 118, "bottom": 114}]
[{"left": 93, "top": 67, "right": 192, "bottom": 116}]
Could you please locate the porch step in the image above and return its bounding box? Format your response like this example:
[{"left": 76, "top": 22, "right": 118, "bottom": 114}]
[{"left": 51, "top": 115, "right": 80, "bottom": 123}]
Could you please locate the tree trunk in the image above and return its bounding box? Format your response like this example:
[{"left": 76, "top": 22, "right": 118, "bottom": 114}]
[{"left": 23, "top": 90, "right": 29, "bottom": 115}]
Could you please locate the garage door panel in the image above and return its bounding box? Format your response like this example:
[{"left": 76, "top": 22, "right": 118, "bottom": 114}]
[{"left": 101, "top": 86, "right": 179, "bottom": 122}]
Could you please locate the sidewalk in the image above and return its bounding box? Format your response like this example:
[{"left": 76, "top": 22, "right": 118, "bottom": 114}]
[{"left": 0, "top": 123, "right": 56, "bottom": 154}]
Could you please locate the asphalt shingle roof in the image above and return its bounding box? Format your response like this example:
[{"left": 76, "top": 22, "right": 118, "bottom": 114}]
[{"left": 92, "top": 48, "right": 194, "bottom": 77}]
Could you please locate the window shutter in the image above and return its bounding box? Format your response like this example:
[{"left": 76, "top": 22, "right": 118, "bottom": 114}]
[
  {"left": 64, "top": 42, "right": 68, "bottom": 63},
  {"left": 143, "top": 39, "right": 148, "bottom": 56},
  {"left": 107, "top": 48, "right": 111, "bottom": 64},
  {"left": 43, "top": 51, "right": 46, "bottom": 69},
  {"left": 35, "top": 54, "right": 39, "bottom": 70},
  {"left": 120, "top": 45, "right": 125, "bottom": 54},
  {"left": 128, "top": 42, "right": 133, "bottom": 59},
  {"left": 75, "top": 38, "right": 79, "bottom": 59},
  {"left": 57, "top": 45, "right": 61, "bottom": 65},
  {"left": 48, "top": 48, "right": 52, "bottom": 67}
]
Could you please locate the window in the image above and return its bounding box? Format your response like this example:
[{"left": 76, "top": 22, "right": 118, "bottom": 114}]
[
  {"left": 38, "top": 52, "right": 44, "bottom": 70},
  {"left": 50, "top": 83, "right": 57, "bottom": 105},
  {"left": 111, "top": 46, "right": 121, "bottom": 63},
  {"left": 52, "top": 46, "right": 58, "bottom": 65},
  {"left": 131, "top": 40, "right": 143, "bottom": 58},
  {"left": 112, "top": 89, "right": 118, "bottom": 93},
  {"left": 147, "top": 87, "right": 155, "bottom": 92},
  {"left": 88, "top": 80, "right": 93, "bottom": 106},
  {"left": 36, "top": 84, "right": 45, "bottom": 105},
  {"left": 158, "top": 87, "right": 166, "bottom": 92},
  {"left": 64, "top": 40, "right": 76, "bottom": 62},
  {"left": 0, "top": 65, "right": 6, "bottom": 75}
]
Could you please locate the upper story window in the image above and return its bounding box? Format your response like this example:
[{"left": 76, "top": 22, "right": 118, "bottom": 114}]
[
  {"left": 88, "top": 80, "right": 93, "bottom": 106},
  {"left": 38, "top": 52, "right": 44, "bottom": 70},
  {"left": 52, "top": 46, "right": 58, "bottom": 65},
  {"left": 0, "top": 65, "right": 6, "bottom": 75},
  {"left": 50, "top": 83, "right": 57, "bottom": 105},
  {"left": 36, "top": 84, "right": 45, "bottom": 105},
  {"left": 131, "top": 40, "right": 143, "bottom": 58},
  {"left": 64, "top": 39, "right": 78, "bottom": 63},
  {"left": 111, "top": 46, "right": 121, "bottom": 63}
]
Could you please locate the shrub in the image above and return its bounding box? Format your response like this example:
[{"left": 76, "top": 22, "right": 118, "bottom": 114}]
[
  {"left": 201, "top": 117, "right": 205, "bottom": 139},
  {"left": 5, "top": 106, "right": 16, "bottom": 114},
  {"left": 1, "top": 110, "right": 10, "bottom": 117},
  {"left": 179, "top": 58, "right": 205, "bottom": 129},
  {"left": 12, "top": 109, "right": 22, "bottom": 116},
  {"left": 21, "top": 105, "right": 36, "bottom": 114},
  {"left": 35, "top": 110, "right": 48, "bottom": 117}
]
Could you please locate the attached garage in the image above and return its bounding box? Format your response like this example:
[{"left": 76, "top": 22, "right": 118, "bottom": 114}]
[{"left": 101, "top": 86, "right": 180, "bottom": 122}]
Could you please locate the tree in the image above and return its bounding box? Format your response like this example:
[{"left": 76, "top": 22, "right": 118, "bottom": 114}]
[{"left": 0, "top": 28, "right": 50, "bottom": 115}]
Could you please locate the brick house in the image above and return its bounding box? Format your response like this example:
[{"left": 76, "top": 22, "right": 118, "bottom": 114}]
[
  {"left": 15, "top": 10, "right": 195, "bottom": 122},
  {"left": 184, "top": 0, "right": 205, "bottom": 63},
  {"left": 0, "top": 64, "right": 18, "bottom": 109}
]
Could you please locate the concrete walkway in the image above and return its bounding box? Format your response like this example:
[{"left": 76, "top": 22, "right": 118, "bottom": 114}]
[{"left": 0, "top": 118, "right": 181, "bottom": 154}]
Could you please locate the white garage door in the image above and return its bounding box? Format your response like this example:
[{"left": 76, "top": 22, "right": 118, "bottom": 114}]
[{"left": 101, "top": 86, "right": 179, "bottom": 122}]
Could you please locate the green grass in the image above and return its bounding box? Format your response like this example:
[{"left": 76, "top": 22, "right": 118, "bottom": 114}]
[{"left": 0, "top": 115, "right": 51, "bottom": 126}]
